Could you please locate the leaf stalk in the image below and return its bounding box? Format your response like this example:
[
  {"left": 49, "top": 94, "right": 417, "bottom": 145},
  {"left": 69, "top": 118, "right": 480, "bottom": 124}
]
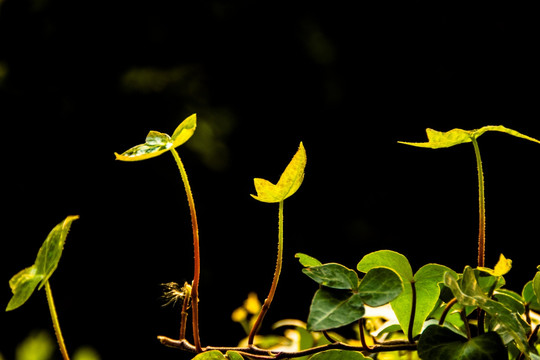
[
  {"left": 248, "top": 200, "right": 285, "bottom": 346},
  {"left": 45, "top": 281, "right": 70, "bottom": 360},
  {"left": 170, "top": 147, "right": 202, "bottom": 352},
  {"left": 472, "top": 137, "right": 486, "bottom": 268}
]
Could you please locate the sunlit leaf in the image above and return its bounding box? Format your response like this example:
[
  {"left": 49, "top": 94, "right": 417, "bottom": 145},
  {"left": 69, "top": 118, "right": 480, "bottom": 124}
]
[
  {"left": 308, "top": 349, "right": 371, "bottom": 360},
  {"left": 534, "top": 272, "right": 540, "bottom": 304},
  {"left": 357, "top": 251, "right": 455, "bottom": 338},
  {"left": 478, "top": 254, "right": 512, "bottom": 277},
  {"left": 445, "top": 267, "right": 531, "bottom": 355},
  {"left": 251, "top": 142, "right": 306, "bottom": 203},
  {"left": 192, "top": 350, "right": 227, "bottom": 360},
  {"left": 356, "top": 267, "right": 402, "bottom": 307},
  {"left": 6, "top": 265, "right": 44, "bottom": 311},
  {"left": 6, "top": 216, "right": 78, "bottom": 311},
  {"left": 302, "top": 263, "right": 359, "bottom": 290},
  {"left": 307, "top": 287, "right": 365, "bottom": 331},
  {"left": 225, "top": 351, "right": 244, "bottom": 360},
  {"left": 115, "top": 114, "right": 197, "bottom": 161},
  {"left": 171, "top": 113, "right": 197, "bottom": 148},
  {"left": 295, "top": 253, "right": 322, "bottom": 267},
  {"left": 357, "top": 250, "right": 413, "bottom": 282},
  {"left": 418, "top": 325, "right": 507, "bottom": 360},
  {"left": 398, "top": 125, "right": 540, "bottom": 149},
  {"left": 35, "top": 215, "right": 79, "bottom": 289}
]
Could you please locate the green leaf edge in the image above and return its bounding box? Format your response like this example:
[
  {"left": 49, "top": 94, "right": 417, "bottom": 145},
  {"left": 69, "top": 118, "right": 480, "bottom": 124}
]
[
  {"left": 115, "top": 113, "right": 197, "bottom": 161},
  {"left": 398, "top": 125, "right": 540, "bottom": 149},
  {"left": 251, "top": 142, "right": 306, "bottom": 203}
]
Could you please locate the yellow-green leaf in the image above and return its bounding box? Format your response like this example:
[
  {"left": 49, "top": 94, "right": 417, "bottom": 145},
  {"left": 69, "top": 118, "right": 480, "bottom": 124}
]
[
  {"left": 478, "top": 253, "right": 512, "bottom": 277},
  {"left": 171, "top": 113, "right": 197, "bottom": 147},
  {"left": 115, "top": 114, "right": 197, "bottom": 161},
  {"left": 251, "top": 142, "right": 306, "bottom": 203},
  {"left": 398, "top": 125, "right": 540, "bottom": 149},
  {"left": 6, "top": 265, "right": 44, "bottom": 311},
  {"left": 35, "top": 215, "right": 79, "bottom": 289}
]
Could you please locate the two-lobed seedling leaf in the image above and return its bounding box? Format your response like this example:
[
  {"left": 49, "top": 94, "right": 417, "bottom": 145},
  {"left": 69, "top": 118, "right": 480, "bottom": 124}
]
[
  {"left": 6, "top": 216, "right": 79, "bottom": 311},
  {"left": 398, "top": 125, "right": 540, "bottom": 149},
  {"left": 251, "top": 142, "right": 306, "bottom": 203},
  {"left": 114, "top": 114, "right": 197, "bottom": 161}
]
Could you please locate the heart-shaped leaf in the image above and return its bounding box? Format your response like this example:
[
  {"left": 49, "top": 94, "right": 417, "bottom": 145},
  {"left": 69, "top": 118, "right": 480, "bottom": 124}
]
[
  {"left": 398, "top": 125, "right": 540, "bottom": 149},
  {"left": 295, "top": 253, "right": 322, "bottom": 267},
  {"left": 251, "top": 142, "right": 306, "bottom": 203},
  {"left": 418, "top": 325, "right": 507, "bottom": 360},
  {"left": 356, "top": 267, "right": 403, "bottom": 307},
  {"left": 302, "top": 263, "right": 359, "bottom": 290},
  {"left": 307, "top": 287, "right": 365, "bottom": 331},
  {"left": 115, "top": 114, "right": 197, "bottom": 161},
  {"left": 357, "top": 251, "right": 456, "bottom": 338}
]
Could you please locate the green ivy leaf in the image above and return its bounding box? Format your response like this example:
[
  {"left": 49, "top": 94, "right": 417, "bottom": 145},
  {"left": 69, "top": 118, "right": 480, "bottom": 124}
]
[
  {"left": 308, "top": 349, "right": 372, "bottom": 360},
  {"left": 115, "top": 114, "right": 197, "bottom": 161},
  {"left": 398, "top": 125, "right": 540, "bottom": 149},
  {"left": 251, "top": 142, "right": 306, "bottom": 203},
  {"left": 356, "top": 267, "right": 403, "bottom": 307},
  {"left": 445, "top": 267, "right": 531, "bottom": 355},
  {"left": 6, "top": 216, "right": 79, "bottom": 311},
  {"left": 5, "top": 266, "right": 44, "bottom": 311},
  {"left": 191, "top": 350, "right": 227, "bottom": 360},
  {"left": 225, "top": 351, "right": 244, "bottom": 360},
  {"left": 35, "top": 215, "right": 79, "bottom": 289},
  {"left": 418, "top": 325, "right": 507, "bottom": 360},
  {"left": 357, "top": 250, "right": 414, "bottom": 281},
  {"left": 533, "top": 271, "right": 540, "bottom": 305},
  {"left": 522, "top": 281, "right": 540, "bottom": 312},
  {"left": 357, "top": 251, "right": 455, "bottom": 338},
  {"left": 295, "top": 253, "right": 322, "bottom": 267},
  {"left": 307, "top": 287, "right": 365, "bottom": 331},
  {"left": 302, "top": 263, "right": 360, "bottom": 290}
]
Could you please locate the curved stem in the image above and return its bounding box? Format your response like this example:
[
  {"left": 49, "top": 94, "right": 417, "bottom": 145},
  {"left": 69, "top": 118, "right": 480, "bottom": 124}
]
[
  {"left": 472, "top": 138, "right": 486, "bottom": 268},
  {"left": 407, "top": 280, "right": 417, "bottom": 343},
  {"left": 439, "top": 298, "right": 458, "bottom": 325},
  {"left": 248, "top": 200, "right": 284, "bottom": 346},
  {"left": 45, "top": 281, "right": 70, "bottom": 360},
  {"left": 171, "top": 148, "right": 202, "bottom": 352}
]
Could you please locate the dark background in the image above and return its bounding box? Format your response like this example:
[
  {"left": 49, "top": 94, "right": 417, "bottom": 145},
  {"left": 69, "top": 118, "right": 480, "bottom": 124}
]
[{"left": 1, "top": 1, "right": 539, "bottom": 359}]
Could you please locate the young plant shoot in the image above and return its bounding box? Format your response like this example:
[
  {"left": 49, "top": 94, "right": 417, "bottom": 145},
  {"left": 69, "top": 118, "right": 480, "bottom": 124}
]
[
  {"left": 114, "top": 114, "right": 203, "bottom": 350},
  {"left": 6, "top": 216, "right": 79, "bottom": 360},
  {"left": 398, "top": 125, "right": 540, "bottom": 268},
  {"left": 8, "top": 124, "right": 540, "bottom": 360},
  {"left": 248, "top": 141, "right": 307, "bottom": 346}
]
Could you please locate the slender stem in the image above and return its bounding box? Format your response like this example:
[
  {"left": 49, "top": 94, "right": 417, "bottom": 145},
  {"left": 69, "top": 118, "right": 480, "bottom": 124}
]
[
  {"left": 44, "top": 281, "right": 70, "bottom": 360},
  {"left": 472, "top": 138, "right": 486, "bottom": 268},
  {"left": 179, "top": 283, "right": 192, "bottom": 340},
  {"left": 407, "top": 280, "right": 417, "bottom": 343},
  {"left": 439, "top": 298, "right": 458, "bottom": 325},
  {"left": 248, "top": 201, "right": 285, "bottom": 346},
  {"left": 170, "top": 148, "right": 202, "bottom": 352},
  {"left": 359, "top": 318, "right": 373, "bottom": 350}
]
